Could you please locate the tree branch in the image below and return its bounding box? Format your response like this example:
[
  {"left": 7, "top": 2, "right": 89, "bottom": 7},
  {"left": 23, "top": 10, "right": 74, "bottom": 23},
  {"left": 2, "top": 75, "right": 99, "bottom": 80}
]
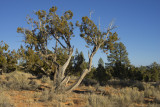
[
  {"left": 34, "top": 64, "right": 48, "bottom": 75},
  {"left": 61, "top": 35, "right": 71, "bottom": 48},
  {"left": 38, "top": 51, "right": 60, "bottom": 68},
  {"left": 61, "top": 48, "right": 73, "bottom": 78},
  {"left": 52, "top": 34, "right": 67, "bottom": 49}
]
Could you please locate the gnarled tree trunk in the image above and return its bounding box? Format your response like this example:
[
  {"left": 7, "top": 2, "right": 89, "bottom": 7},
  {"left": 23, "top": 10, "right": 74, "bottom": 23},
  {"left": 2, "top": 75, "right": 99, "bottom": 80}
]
[
  {"left": 53, "top": 49, "right": 73, "bottom": 93},
  {"left": 0, "top": 69, "right": 3, "bottom": 75},
  {"left": 65, "top": 46, "right": 99, "bottom": 93}
]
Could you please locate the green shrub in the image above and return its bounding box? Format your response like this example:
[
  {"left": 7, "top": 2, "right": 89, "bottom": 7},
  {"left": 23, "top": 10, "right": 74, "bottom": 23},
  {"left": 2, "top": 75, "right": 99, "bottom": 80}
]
[{"left": 82, "top": 78, "right": 98, "bottom": 86}]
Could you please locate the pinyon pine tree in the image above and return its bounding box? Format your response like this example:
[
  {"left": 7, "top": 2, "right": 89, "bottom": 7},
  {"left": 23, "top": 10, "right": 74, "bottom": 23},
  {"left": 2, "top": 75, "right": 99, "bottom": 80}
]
[{"left": 107, "top": 42, "right": 130, "bottom": 79}]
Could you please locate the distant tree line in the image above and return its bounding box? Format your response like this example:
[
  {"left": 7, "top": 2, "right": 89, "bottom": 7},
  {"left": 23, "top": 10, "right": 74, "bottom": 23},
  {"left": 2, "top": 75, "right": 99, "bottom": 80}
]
[
  {"left": 86, "top": 42, "right": 160, "bottom": 85},
  {"left": 0, "top": 40, "right": 160, "bottom": 85}
]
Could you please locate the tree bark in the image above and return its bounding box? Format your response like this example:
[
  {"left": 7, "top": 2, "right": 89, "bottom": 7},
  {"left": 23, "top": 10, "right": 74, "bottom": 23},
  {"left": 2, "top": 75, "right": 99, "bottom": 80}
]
[
  {"left": 53, "top": 40, "right": 58, "bottom": 83},
  {"left": 66, "top": 69, "right": 89, "bottom": 93},
  {"left": 54, "top": 49, "right": 73, "bottom": 93},
  {"left": 0, "top": 69, "right": 3, "bottom": 75},
  {"left": 65, "top": 46, "right": 98, "bottom": 93},
  {"left": 61, "top": 49, "right": 73, "bottom": 78}
]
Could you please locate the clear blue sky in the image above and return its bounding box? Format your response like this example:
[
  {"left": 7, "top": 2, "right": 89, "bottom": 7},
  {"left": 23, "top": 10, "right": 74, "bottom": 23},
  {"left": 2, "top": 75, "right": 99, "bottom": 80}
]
[{"left": 0, "top": 0, "right": 160, "bottom": 67}]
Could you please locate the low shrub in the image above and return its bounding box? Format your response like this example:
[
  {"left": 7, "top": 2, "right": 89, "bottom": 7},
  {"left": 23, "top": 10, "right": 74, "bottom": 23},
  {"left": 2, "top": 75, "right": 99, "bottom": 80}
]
[
  {"left": 39, "top": 88, "right": 68, "bottom": 103},
  {"left": 3, "top": 72, "right": 39, "bottom": 90},
  {"left": 82, "top": 78, "right": 98, "bottom": 86},
  {"left": 87, "top": 86, "right": 144, "bottom": 107},
  {"left": 120, "top": 87, "right": 144, "bottom": 103},
  {"left": 107, "top": 79, "right": 145, "bottom": 90}
]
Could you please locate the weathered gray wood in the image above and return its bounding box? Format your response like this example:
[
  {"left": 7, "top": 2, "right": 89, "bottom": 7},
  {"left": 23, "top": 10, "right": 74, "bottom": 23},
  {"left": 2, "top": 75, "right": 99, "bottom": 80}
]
[
  {"left": 65, "top": 46, "right": 99, "bottom": 93},
  {"left": 0, "top": 69, "right": 3, "bottom": 75}
]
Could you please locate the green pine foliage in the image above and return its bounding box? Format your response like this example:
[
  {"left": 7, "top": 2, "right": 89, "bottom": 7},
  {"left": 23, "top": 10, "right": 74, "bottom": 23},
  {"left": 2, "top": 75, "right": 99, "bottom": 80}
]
[
  {"left": 72, "top": 49, "right": 87, "bottom": 76},
  {"left": 17, "top": 46, "right": 49, "bottom": 75},
  {"left": 0, "top": 41, "right": 17, "bottom": 73},
  {"left": 108, "top": 42, "right": 130, "bottom": 66},
  {"left": 94, "top": 58, "right": 112, "bottom": 85},
  {"left": 98, "top": 57, "right": 104, "bottom": 67},
  {"left": 17, "top": 6, "right": 75, "bottom": 77},
  {"left": 107, "top": 42, "right": 130, "bottom": 79},
  {"left": 143, "top": 62, "right": 160, "bottom": 82},
  {"left": 0, "top": 41, "right": 8, "bottom": 73}
]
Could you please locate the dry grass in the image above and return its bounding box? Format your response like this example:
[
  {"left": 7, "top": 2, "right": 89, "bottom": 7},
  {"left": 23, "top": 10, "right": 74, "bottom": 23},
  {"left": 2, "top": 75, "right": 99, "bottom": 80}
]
[
  {"left": 1, "top": 71, "right": 39, "bottom": 91},
  {"left": 144, "top": 84, "right": 160, "bottom": 104},
  {"left": 40, "top": 75, "right": 51, "bottom": 84},
  {"left": 85, "top": 87, "right": 144, "bottom": 107},
  {"left": 39, "top": 88, "right": 70, "bottom": 103},
  {"left": 0, "top": 87, "right": 14, "bottom": 107},
  {"left": 1, "top": 72, "right": 160, "bottom": 107}
]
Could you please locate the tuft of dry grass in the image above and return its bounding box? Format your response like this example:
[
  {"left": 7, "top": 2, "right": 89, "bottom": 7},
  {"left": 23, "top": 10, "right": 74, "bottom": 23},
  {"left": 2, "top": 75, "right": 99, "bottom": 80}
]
[
  {"left": 39, "top": 88, "right": 69, "bottom": 103},
  {"left": 86, "top": 94, "right": 113, "bottom": 107},
  {"left": 0, "top": 87, "right": 14, "bottom": 107}
]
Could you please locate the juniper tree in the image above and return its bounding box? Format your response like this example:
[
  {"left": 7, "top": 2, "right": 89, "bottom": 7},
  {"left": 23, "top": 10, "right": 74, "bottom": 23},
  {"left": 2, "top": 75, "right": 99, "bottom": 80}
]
[
  {"left": 0, "top": 41, "right": 18, "bottom": 74},
  {"left": 6, "top": 49, "right": 18, "bottom": 72},
  {"left": 0, "top": 41, "right": 8, "bottom": 73},
  {"left": 17, "top": 6, "right": 74, "bottom": 93},
  {"left": 66, "top": 16, "right": 118, "bottom": 92},
  {"left": 17, "top": 6, "right": 118, "bottom": 93},
  {"left": 17, "top": 45, "right": 50, "bottom": 75},
  {"left": 147, "top": 62, "right": 160, "bottom": 82}
]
